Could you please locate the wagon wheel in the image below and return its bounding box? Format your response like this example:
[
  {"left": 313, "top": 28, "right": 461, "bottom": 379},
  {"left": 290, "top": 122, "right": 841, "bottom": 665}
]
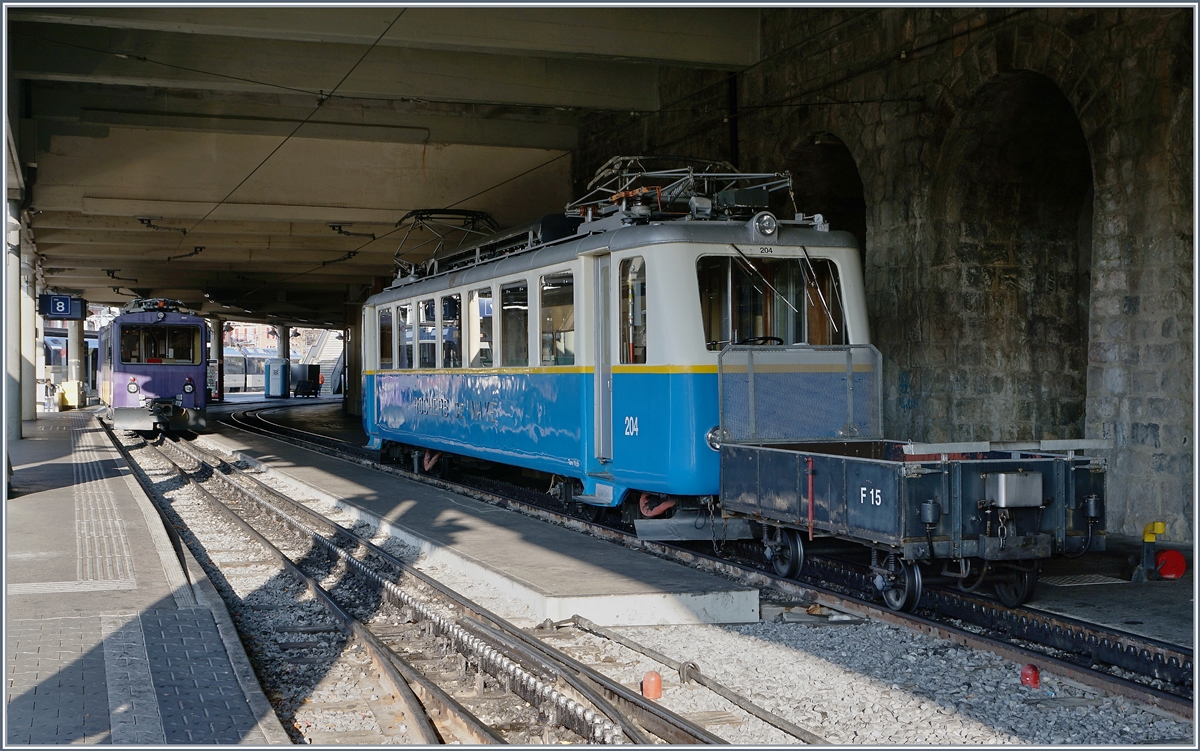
[
  {"left": 572, "top": 501, "right": 602, "bottom": 523},
  {"left": 881, "top": 560, "right": 923, "bottom": 613},
  {"left": 771, "top": 528, "right": 804, "bottom": 579},
  {"left": 994, "top": 569, "right": 1038, "bottom": 608}
]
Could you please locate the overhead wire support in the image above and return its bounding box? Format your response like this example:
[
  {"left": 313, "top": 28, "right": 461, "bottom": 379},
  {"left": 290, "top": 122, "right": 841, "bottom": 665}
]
[
  {"left": 104, "top": 269, "right": 138, "bottom": 283},
  {"left": 136, "top": 217, "right": 186, "bottom": 235},
  {"left": 167, "top": 246, "right": 206, "bottom": 262},
  {"left": 328, "top": 224, "right": 376, "bottom": 241}
]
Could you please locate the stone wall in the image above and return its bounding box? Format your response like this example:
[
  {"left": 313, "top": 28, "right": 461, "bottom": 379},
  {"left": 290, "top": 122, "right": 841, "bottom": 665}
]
[{"left": 576, "top": 7, "right": 1194, "bottom": 540}]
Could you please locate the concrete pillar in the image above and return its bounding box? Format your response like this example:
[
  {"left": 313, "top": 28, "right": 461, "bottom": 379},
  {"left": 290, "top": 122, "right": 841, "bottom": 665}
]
[
  {"left": 66, "top": 320, "right": 83, "bottom": 382},
  {"left": 62, "top": 318, "right": 85, "bottom": 408},
  {"left": 6, "top": 202, "right": 21, "bottom": 440},
  {"left": 210, "top": 317, "right": 224, "bottom": 401},
  {"left": 277, "top": 324, "right": 290, "bottom": 361},
  {"left": 343, "top": 304, "right": 362, "bottom": 416},
  {"left": 19, "top": 228, "right": 36, "bottom": 420},
  {"left": 34, "top": 275, "right": 44, "bottom": 386}
]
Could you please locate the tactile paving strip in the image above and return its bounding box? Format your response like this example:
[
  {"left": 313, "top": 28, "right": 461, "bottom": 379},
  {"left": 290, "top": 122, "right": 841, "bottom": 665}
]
[{"left": 1040, "top": 574, "right": 1129, "bottom": 586}]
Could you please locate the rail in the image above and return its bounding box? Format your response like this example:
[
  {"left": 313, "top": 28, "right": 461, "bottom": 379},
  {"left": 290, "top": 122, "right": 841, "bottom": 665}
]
[
  {"left": 162, "top": 431, "right": 729, "bottom": 744},
  {"left": 215, "top": 406, "right": 1193, "bottom": 720}
]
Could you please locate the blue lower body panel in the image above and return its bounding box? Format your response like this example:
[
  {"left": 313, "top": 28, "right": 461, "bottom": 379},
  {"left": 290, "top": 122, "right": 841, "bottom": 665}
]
[{"left": 363, "top": 370, "right": 721, "bottom": 504}]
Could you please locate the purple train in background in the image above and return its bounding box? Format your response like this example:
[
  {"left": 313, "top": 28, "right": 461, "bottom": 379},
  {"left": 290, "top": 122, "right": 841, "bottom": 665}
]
[{"left": 98, "top": 298, "right": 208, "bottom": 431}]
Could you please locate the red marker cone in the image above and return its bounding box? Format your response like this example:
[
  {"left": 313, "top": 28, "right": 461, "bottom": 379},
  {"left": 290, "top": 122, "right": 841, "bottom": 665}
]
[{"left": 1020, "top": 664, "right": 1040, "bottom": 689}]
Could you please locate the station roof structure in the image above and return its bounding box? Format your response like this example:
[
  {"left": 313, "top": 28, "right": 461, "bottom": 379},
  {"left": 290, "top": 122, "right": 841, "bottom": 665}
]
[{"left": 6, "top": 6, "right": 760, "bottom": 327}]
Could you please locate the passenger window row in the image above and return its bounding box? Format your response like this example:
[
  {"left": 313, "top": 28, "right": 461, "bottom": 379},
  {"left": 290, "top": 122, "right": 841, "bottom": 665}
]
[{"left": 376, "top": 271, "right": 578, "bottom": 370}]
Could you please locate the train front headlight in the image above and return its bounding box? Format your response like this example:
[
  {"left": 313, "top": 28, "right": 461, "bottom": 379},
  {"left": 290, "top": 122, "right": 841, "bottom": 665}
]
[
  {"left": 753, "top": 211, "right": 778, "bottom": 236},
  {"left": 705, "top": 426, "right": 724, "bottom": 452},
  {"left": 127, "top": 379, "right": 139, "bottom": 393},
  {"left": 183, "top": 381, "right": 194, "bottom": 394}
]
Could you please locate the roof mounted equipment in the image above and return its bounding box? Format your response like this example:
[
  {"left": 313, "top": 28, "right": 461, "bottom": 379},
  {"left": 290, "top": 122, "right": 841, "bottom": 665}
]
[
  {"left": 567, "top": 156, "right": 796, "bottom": 225},
  {"left": 122, "top": 298, "right": 186, "bottom": 313}
]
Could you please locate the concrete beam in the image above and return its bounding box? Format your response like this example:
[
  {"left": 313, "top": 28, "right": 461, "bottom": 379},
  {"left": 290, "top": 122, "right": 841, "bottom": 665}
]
[
  {"left": 32, "top": 228, "right": 396, "bottom": 251},
  {"left": 31, "top": 211, "right": 370, "bottom": 236},
  {"left": 9, "top": 7, "right": 760, "bottom": 68},
  {"left": 37, "top": 246, "right": 396, "bottom": 265},
  {"left": 11, "top": 22, "right": 660, "bottom": 110},
  {"left": 75, "top": 198, "right": 406, "bottom": 225},
  {"left": 33, "top": 84, "right": 579, "bottom": 150},
  {"left": 31, "top": 129, "right": 573, "bottom": 230},
  {"left": 42, "top": 269, "right": 389, "bottom": 289},
  {"left": 38, "top": 256, "right": 393, "bottom": 274}
]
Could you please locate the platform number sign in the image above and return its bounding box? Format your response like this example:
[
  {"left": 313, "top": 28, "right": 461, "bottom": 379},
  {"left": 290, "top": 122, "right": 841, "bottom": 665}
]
[{"left": 39, "top": 294, "right": 85, "bottom": 320}]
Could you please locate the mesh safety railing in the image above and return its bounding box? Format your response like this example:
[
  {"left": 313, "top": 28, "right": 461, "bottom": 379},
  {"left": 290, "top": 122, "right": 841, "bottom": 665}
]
[{"left": 718, "top": 344, "right": 883, "bottom": 443}]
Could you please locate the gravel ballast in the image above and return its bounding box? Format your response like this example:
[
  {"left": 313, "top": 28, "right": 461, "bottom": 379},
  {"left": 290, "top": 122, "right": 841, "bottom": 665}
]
[{"left": 195, "top": 440, "right": 1194, "bottom": 745}]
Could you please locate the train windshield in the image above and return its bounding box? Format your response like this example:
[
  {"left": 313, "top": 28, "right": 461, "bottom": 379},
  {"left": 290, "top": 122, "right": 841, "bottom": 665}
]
[
  {"left": 697, "top": 255, "right": 846, "bottom": 350},
  {"left": 119, "top": 325, "right": 202, "bottom": 364}
]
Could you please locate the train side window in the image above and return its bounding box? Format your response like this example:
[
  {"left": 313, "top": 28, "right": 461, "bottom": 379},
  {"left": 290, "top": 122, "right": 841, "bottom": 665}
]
[
  {"left": 120, "top": 327, "right": 140, "bottom": 362},
  {"left": 167, "top": 326, "right": 201, "bottom": 364},
  {"left": 379, "top": 307, "right": 393, "bottom": 370},
  {"left": 398, "top": 304, "right": 412, "bottom": 368},
  {"left": 540, "top": 272, "right": 575, "bottom": 365},
  {"left": 468, "top": 288, "right": 493, "bottom": 367},
  {"left": 501, "top": 281, "right": 529, "bottom": 367},
  {"left": 143, "top": 328, "right": 167, "bottom": 360},
  {"left": 419, "top": 299, "right": 437, "bottom": 368},
  {"left": 441, "top": 294, "right": 462, "bottom": 368},
  {"left": 695, "top": 256, "right": 846, "bottom": 349},
  {"left": 619, "top": 257, "right": 647, "bottom": 364}
]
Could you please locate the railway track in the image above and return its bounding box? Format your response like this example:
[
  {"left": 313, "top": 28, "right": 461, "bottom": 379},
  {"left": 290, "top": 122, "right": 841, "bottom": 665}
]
[
  {"left": 108, "top": 420, "right": 828, "bottom": 744},
  {"left": 219, "top": 404, "right": 1193, "bottom": 722}
]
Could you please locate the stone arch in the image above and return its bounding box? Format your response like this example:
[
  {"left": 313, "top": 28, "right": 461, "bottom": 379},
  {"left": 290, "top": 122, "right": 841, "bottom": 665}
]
[
  {"left": 925, "top": 69, "right": 1094, "bottom": 441},
  {"left": 783, "top": 131, "right": 868, "bottom": 267}
]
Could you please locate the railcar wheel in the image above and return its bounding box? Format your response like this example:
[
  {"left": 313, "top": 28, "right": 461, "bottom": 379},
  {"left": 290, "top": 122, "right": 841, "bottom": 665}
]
[
  {"left": 771, "top": 528, "right": 803, "bottom": 579},
  {"left": 571, "top": 502, "right": 602, "bottom": 523},
  {"left": 881, "top": 560, "right": 922, "bottom": 613},
  {"left": 994, "top": 569, "right": 1038, "bottom": 608}
]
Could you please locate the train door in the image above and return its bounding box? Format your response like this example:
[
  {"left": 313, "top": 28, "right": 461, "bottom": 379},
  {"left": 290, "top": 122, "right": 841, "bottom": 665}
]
[{"left": 593, "top": 254, "right": 612, "bottom": 461}]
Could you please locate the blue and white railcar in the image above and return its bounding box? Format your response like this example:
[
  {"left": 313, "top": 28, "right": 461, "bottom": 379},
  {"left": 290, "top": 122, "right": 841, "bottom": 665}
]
[
  {"left": 99, "top": 298, "right": 208, "bottom": 431},
  {"left": 362, "top": 160, "right": 868, "bottom": 531}
]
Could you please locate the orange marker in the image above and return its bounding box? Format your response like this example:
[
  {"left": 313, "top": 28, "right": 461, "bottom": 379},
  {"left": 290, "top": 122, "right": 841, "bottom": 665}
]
[{"left": 641, "top": 671, "right": 662, "bottom": 700}]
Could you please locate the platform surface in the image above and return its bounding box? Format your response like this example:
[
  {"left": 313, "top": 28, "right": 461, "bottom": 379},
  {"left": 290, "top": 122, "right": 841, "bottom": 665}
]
[
  {"left": 201, "top": 415, "right": 760, "bottom": 627},
  {"left": 235, "top": 402, "right": 1195, "bottom": 649},
  {"left": 256, "top": 399, "right": 367, "bottom": 445},
  {"left": 5, "top": 412, "right": 287, "bottom": 744},
  {"left": 1030, "top": 535, "right": 1193, "bottom": 647}
]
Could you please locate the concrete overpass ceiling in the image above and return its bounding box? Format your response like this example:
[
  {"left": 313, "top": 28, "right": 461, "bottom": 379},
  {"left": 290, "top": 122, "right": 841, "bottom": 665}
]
[
  {"left": 6, "top": 8, "right": 762, "bottom": 326},
  {"left": 9, "top": 8, "right": 759, "bottom": 68}
]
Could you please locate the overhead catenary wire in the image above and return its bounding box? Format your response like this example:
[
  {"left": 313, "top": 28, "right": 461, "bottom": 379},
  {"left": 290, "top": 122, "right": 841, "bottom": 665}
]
[
  {"left": 234, "top": 148, "right": 574, "bottom": 298},
  {"left": 54, "top": 7, "right": 1034, "bottom": 305},
  {"left": 174, "top": 9, "right": 407, "bottom": 247}
]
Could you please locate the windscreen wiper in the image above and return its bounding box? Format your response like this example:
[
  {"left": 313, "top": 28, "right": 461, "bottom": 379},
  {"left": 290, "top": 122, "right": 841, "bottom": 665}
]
[
  {"left": 730, "top": 244, "right": 798, "bottom": 314},
  {"left": 797, "top": 245, "right": 839, "bottom": 334}
]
